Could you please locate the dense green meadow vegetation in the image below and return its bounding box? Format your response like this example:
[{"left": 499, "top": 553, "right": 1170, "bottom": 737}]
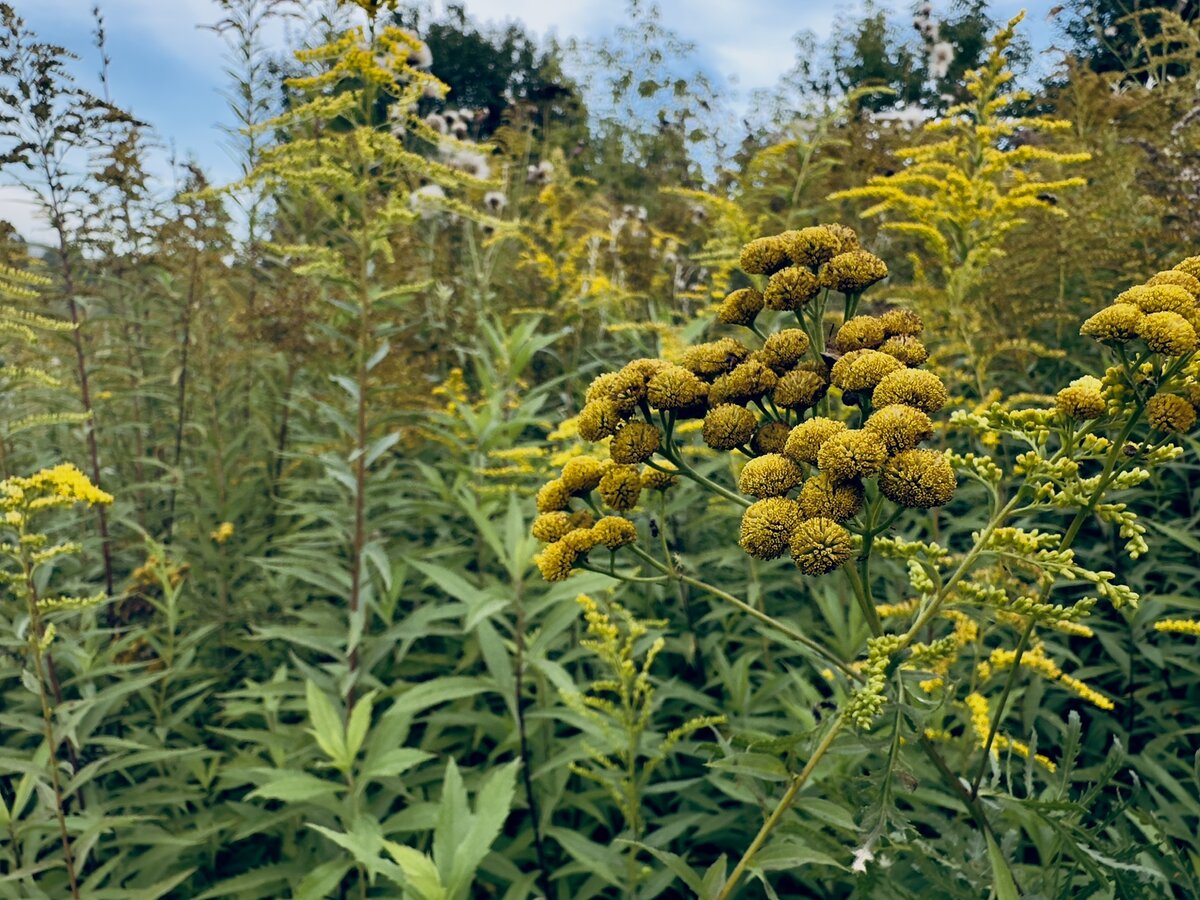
[{"left": 1, "top": 0, "right": 1199, "bottom": 895}]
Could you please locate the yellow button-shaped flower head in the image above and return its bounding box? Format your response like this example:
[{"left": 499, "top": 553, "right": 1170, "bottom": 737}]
[
  {"left": 774, "top": 369, "right": 829, "bottom": 410},
  {"left": 703, "top": 404, "right": 757, "bottom": 450},
  {"left": 880, "top": 308, "right": 924, "bottom": 337},
  {"left": 752, "top": 421, "right": 792, "bottom": 455},
  {"left": 879, "top": 335, "right": 929, "bottom": 366},
  {"left": 783, "top": 417, "right": 846, "bottom": 464},
  {"left": 817, "top": 429, "right": 889, "bottom": 482},
  {"left": 835, "top": 315, "right": 886, "bottom": 352},
  {"left": 1147, "top": 393, "right": 1197, "bottom": 434},
  {"left": 781, "top": 226, "right": 840, "bottom": 268},
  {"left": 798, "top": 472, "right": 864, "bottom": 522},
  {"left": 1080, "top": 304, "right": 1142, "bottom": 344},
  {"left": 879, "top": 449, "right": 957, "bottom": 508},
  {"left": 1147, "top": 270, "right": 1200, "bottom": 297},
  {"left": 717, "top": 287, "right": 765, "bottom": 326},
  {"left": 740, "top": 235, "right": 791, "bottom": 275},
  {"left": 790, "top": 517, "right": 854, "bottom": 575},
  {"left": 830, "top": 349, "right": 903, "bottom": 393},
  {"left": 592, "top": 516, "right": 638, "bottom": 549},
  {"left": 821, "top": 250, "right": 888, "bottom": 293},
  {"left": 646, "top": 365, "right": 708, "bottom": 410},
  {"left": 598, "top": 464, "right": 642, "bottom": 511},
  {"left": 535, "top": 540, "right": 577, "bottom": 582},
  {"left": 872, "top": 369, "right": 948, "bottom": 415},
  {"left": 864, "top": 404, "right": 934, "bottom": 454},
  {"left": 560, "top": 456, "right": 605, "bottom": 493},
  {"left": 738, "top": 453, "right": 803, "bottom": 498},
  {"left": 680, "top": 338, "right": 751, "bottom": 377},
  {"left": 764, "top": 266, "right": 822, "bottom": 311},
  {"left": 739, "top": 497, "right": 801, "bottom": 560},
  {"left": 610, "top": 421, "right": 661, "bottom": 464},
  {"left": 1055, "top": 376, "right": 1106, "bottom": 421},
  {"left": 578, "top": 399, "right": 623, "bottom": 441},
  {"left": 1136, "top": 311, "right": 1197, "bottom": 356},
  {"left": 760, "top": 328, "right": 811, "bottom": 371}
]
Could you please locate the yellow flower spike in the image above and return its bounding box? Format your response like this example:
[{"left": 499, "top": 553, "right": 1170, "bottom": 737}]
[
  {"left": 210, "top": 521, "right": 235, "bottom": 544},
  {"left": 1155, "top": 619, "right": 1200, "bottom": 636}
]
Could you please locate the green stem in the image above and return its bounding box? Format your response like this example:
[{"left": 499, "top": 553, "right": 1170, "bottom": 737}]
[
  {"left": 716, "top": 715, "right": 845, "bottom": 900},
  {"left": 625, "top": 545, "right": 860, "bottom": 681}
]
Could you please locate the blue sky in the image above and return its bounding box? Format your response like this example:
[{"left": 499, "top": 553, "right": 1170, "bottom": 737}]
[{"left": 3, "top": 0, "right": 1060, "bottom": 243}]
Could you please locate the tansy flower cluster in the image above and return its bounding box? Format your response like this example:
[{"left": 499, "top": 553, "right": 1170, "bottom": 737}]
[{"left": 532, "top": 224, "right": 956, "bottom": 581}]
